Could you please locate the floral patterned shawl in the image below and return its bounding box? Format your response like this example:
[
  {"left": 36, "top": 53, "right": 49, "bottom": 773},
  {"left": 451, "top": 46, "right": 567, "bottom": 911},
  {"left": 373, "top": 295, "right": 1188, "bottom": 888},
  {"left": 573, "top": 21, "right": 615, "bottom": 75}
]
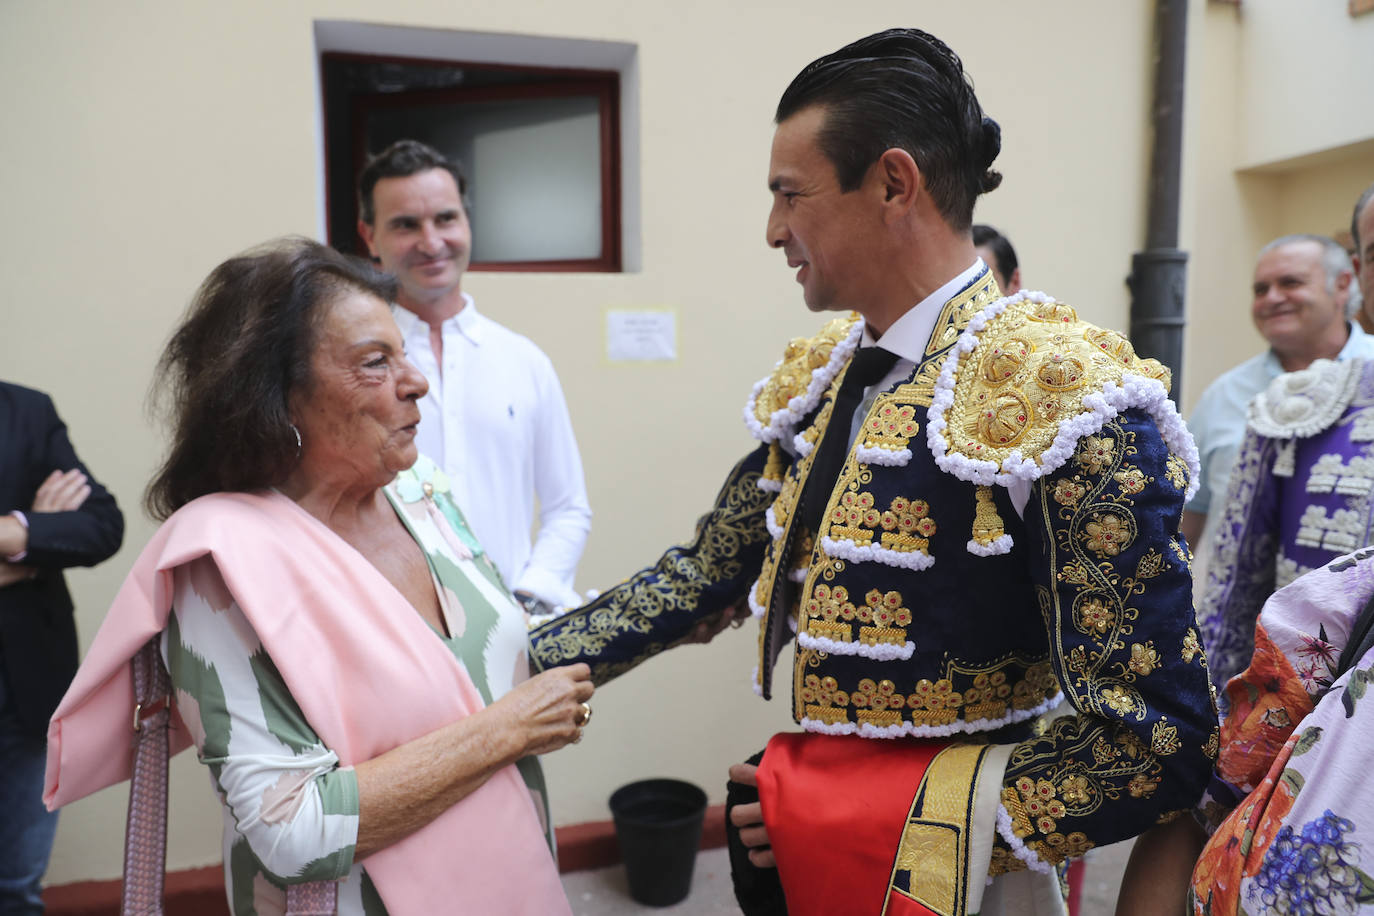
[{"left": 1191, "top": 548, "right": 1374, "bottom": 914}]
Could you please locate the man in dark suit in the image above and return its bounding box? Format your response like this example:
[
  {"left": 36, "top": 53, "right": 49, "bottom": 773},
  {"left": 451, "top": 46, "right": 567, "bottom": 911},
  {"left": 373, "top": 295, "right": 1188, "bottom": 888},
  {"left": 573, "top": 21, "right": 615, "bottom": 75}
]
[{"left": 0, "top": 381, "right": 123, "bottom": 915}]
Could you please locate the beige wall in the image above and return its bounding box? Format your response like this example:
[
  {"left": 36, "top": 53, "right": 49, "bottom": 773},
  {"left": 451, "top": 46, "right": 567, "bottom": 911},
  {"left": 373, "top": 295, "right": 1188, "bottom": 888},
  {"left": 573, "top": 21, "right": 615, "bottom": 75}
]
[
  {"left": 1178, "top": 1, "right": 1374, "bottom": 413},
  {"left": 1236, "top": 0, "right": 1374, "bottom": 170},
  {"left": 2, "top": 0, "right": 1361, "bottom": 889}
]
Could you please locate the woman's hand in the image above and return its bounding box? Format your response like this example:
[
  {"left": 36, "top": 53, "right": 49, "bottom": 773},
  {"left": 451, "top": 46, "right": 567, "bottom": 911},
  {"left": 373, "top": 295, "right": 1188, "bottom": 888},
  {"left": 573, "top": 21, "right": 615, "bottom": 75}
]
[
  {"left": 354, "top": 662, "right": 594, "bottom": 858},
  {"left": 494, "top": 663, "right": 595, "bottom": 757}
]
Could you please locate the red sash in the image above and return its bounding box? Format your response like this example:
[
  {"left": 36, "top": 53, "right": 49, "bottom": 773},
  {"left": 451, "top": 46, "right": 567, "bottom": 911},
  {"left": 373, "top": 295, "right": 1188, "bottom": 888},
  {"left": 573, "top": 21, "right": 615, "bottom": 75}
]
[{"left": 758, "top": 732, "right": 960, "bottom": 916}]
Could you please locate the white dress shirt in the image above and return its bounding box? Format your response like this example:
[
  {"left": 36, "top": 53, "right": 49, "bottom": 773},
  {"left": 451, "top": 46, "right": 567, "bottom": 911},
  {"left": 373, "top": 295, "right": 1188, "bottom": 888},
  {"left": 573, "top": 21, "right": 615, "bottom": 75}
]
[
  {"left": 393, "top": 296, "right": 592, "bottom": 607},
  {"left": 859, "top": 258, "right": 1031, "bottom": 517}
]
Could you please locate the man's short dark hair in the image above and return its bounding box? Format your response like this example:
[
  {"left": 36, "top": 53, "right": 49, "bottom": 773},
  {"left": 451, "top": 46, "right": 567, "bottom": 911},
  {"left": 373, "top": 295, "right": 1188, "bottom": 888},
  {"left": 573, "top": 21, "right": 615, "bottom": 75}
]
[
  {"left": 357, "top": 139, "right": 468, "bottom": 226},
  {"left": 1353, "top": 181, "right": 1374, "bottom": 253},
  {"left": 775, "top": 28, "right": 1002, "bottom": 232},
  {"left": 972, "top": 224, "right": 1018, "bottom": 283}
]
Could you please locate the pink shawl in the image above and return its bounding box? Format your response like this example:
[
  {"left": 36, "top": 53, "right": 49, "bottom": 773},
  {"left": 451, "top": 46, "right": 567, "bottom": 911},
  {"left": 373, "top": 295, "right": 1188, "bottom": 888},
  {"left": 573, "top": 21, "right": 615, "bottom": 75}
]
[{"left": 45, "top": 490, "right": 570, "bottom": 915}]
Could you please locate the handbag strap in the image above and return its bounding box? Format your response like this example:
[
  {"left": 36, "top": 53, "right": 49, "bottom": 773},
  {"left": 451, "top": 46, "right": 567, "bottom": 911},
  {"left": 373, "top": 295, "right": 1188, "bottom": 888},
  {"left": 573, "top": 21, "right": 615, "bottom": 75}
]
[
  {"left": 124, "top": 635, "right": 339, "bottom": 916},
  {"left": 123, "top": 637, "right": 172, "bottom": 914}
]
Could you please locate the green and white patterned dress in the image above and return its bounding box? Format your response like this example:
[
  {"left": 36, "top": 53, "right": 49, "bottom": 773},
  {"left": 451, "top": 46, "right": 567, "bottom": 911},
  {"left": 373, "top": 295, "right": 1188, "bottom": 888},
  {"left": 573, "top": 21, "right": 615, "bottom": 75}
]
[{"left": 161, "top": 456, "right": 550, "bottom": 915}]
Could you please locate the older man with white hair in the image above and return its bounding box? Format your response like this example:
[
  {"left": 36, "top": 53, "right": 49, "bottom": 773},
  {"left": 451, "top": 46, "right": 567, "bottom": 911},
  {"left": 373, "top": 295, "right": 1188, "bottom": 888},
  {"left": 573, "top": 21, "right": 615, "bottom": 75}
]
[{"left": 1181, "top": 234, "right": 1374, "bottom": 554}]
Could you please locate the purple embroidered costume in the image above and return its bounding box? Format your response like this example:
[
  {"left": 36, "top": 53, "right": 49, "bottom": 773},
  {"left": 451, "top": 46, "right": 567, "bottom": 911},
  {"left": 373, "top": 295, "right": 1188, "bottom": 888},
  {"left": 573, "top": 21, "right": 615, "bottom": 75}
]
[{"left": 1198, "top": 358, "right": 1374, "bottom": 690}]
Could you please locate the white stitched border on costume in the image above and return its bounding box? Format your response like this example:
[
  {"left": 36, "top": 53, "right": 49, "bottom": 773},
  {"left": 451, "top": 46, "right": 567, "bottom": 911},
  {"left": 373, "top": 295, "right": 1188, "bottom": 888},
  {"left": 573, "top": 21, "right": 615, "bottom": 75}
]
[
  {"left": 925, "top": 292, "right": 1200, "bottom": 499},
  {"left": 743, "top": 320, "right": 863, "bottom": 443},
  {"left": 821, "top": 536, "right": 935, "bottom": 571},
  {"left": 798, "top": 692, "right": 1062, "bottom": 740},
  {"left": 995, "top": 804, "right": 1055, "bottom": 875},
  {"left": 966, "top": 534, "right": 1014, "bottom": 556},
  {"left": 796, "top": 631, "right": 916, "bottom": 660},
  {"left": 855, "top": 444, "right": 913, "bottom": 467}
]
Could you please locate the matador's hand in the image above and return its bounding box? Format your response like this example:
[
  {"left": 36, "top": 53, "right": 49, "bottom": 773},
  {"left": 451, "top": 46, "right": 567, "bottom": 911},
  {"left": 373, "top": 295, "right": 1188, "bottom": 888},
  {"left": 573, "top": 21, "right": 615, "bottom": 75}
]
[
  {"left": 728, "top": 762, "right": 776, "bottom": 868},
  {"left": 685, "top": 598, "right": 752, "bottom": 645}
]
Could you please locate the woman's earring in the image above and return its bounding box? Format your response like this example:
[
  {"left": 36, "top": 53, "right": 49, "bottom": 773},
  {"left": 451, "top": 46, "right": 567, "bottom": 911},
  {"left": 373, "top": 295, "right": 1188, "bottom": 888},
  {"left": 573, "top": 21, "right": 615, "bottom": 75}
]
[{"left": 290, "top": 424, "right": 302, "bottom": 458}]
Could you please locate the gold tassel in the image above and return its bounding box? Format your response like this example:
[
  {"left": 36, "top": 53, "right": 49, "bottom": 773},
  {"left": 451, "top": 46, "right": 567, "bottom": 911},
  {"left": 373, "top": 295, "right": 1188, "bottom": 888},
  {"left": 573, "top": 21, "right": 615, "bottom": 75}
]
[
  {"left": 971, "top": 485, "right": 1006, "bottom": 546},
  {"left": 761, "top": 443, "right": 787, "bottom": 487}
]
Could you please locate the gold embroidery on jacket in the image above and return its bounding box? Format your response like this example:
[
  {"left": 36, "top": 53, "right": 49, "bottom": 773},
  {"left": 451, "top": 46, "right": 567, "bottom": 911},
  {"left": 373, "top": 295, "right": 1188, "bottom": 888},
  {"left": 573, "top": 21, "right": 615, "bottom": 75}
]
[
  {"left": 858, "top": 398, "right": 919, "bottom": 453},
  {"left": 826, "top": 487, "right": 937, "bottom": 552},
  {"left": 528, "top": 459, "right": 771, "bottom": 683},
  {"left": 924, "top": 273, "right": 1004, "bottom": 358},
  {"left": 800, "top": 583, "right": 914, "bottom": 646},
  {"left": 971, "top": 484, "right": 1007, "bottom": 548},
  {"left": 999, "top": 415, "right": 1198, "bottom": 867},
  {"left": 761, "top": 443, "right": 788, "bottom": 488},
  {"left": 1164, "top": 454, "right": 1190, "bottom": 491},
  {"left": 750, "top": 316, "right": 858, "bottom": 430},
  {"left": 885, "top": 744, "right": 996, "bottom": 915},
  {"left": 794, "top": 657, "right": 1060, "bottom": 728},
  {"left": 939, "top": 299, "right": 1171, "bottom": 469}
]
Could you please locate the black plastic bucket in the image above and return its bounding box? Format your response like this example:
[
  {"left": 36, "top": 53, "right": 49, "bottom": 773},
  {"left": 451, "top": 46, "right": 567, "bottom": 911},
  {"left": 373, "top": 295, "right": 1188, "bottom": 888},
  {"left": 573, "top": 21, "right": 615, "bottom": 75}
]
[{"left": 608, "top": 778, "right": 708, "bottom": 907}]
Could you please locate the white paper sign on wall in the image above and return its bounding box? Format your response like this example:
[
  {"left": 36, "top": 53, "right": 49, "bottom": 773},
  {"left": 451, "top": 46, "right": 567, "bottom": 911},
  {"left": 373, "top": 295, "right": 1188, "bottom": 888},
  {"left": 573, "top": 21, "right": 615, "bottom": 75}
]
[{"left": 605, "top": 309, "right": 677, "bottom": 362}]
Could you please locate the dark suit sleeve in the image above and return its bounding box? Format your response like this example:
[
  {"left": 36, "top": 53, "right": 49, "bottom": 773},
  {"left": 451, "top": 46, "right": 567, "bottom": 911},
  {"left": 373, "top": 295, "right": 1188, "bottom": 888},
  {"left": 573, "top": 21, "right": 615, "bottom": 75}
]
[
  {"left": 529, "top": 445, "right": 773, "bottom": 686},
  {"left": 993, "top": 408, "right": 1217, "bottom": 873},
  {"left": 16, "top": 392, "right": 124, "bottom": 569}
]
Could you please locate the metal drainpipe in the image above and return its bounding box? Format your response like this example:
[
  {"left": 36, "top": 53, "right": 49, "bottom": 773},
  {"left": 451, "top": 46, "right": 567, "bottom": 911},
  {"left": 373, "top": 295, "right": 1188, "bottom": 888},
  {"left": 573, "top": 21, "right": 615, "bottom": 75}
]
[{"left": 1128, "top": 0, "right": 1189, "bottom": 398}]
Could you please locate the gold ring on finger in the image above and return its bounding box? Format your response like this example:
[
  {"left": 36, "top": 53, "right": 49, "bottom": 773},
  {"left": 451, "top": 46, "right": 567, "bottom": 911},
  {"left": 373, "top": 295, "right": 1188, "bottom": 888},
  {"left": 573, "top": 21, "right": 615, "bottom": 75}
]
[{"left": 577, "top": 702, "right": 593, "bottom": 728}]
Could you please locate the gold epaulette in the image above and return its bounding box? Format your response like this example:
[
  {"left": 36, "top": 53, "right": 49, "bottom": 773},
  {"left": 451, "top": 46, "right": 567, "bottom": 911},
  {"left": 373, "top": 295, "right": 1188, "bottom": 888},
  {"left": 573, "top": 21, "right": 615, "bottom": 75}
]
[
  {"left": 932, "top": 294, "right": 1172, "bottom": 482},
  {"left": 744, "top": 314, "right": 862, "bottom": 444}
]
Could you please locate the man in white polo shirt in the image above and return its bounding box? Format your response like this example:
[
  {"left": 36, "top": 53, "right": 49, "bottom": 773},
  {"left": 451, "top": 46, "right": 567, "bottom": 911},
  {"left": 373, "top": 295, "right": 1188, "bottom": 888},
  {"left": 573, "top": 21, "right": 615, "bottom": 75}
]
[{"left": 357, "top": 140, "right": 592, "bottom": 611}]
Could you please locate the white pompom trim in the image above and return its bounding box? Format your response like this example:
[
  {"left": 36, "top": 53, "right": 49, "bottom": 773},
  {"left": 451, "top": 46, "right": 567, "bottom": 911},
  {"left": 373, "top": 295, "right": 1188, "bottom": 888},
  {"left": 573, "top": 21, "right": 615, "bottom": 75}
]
[
  {"left": 821, "top": 536, "right": 936, "bottom": 571},
  {"left": 765, "top": 505, "right": 786, "bottom": 541},
  {"left": 995, "top": 804, "right": 1055, "bottom": 875},
  {"left": 743, "top": 320, "right": 864, "bottom": 443},
  {"left": 855, "top": 444, "right": 913, "bottom": 467},
  {"left": 788, "top": 566, "right": 809, "bottom": 583},
  {"left": 748, "top": 580, "right": 766, "bottom": 618},
  {"left": 793, "top": 430, "right": 816, "bottom": 458},
  {"left": 967, "top": 534, "right": 1014, "bottom": 557},
  {"left": 756, "top": 477, "right": 783, "bottom": 493},
  {"left": 925, "top": 292, "right": 1200, "bottom": 501},
  {"left": 796, "top": 631, "right": 916, "bottom": 660},
  {"left": 751, "top": 666, "right": 763, "bottom": 697},
  {"left": 798, "top": 692, "right": 1062, "bottom": 740}
]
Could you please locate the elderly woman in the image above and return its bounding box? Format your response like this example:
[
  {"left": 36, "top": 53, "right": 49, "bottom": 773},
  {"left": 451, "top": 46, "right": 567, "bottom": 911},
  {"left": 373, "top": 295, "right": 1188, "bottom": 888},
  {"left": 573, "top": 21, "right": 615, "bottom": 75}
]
[{"left": 44, "top": 238, "right": 591, "bottom": 915}]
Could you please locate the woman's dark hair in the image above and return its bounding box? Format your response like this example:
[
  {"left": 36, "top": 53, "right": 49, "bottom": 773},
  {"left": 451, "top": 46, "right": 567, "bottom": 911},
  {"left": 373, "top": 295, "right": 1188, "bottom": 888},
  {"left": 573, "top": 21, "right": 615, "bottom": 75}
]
[
  {"left": 775, "top": 28, "right": 1002, "bottom": 232},
  {"left": 145, "top": 237, "right": 397, "bottom": 520}
]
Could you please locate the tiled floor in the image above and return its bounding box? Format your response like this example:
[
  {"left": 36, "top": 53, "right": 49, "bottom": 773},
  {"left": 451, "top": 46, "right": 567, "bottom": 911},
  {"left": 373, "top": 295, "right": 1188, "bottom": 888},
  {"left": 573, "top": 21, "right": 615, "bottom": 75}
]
[{"left": 562, "top": 840, "right": 1136, "bottom": 914}]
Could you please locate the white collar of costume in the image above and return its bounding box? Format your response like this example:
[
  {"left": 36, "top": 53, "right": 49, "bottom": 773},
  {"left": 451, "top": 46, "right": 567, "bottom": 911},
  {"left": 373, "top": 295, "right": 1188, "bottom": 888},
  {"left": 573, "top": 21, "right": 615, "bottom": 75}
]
[
  {"left": 861, "top": 258, "right": 988, "bottom": 362},
  {"left": 1248, "top": 357, "right": 1364, "bottom": 440}
]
